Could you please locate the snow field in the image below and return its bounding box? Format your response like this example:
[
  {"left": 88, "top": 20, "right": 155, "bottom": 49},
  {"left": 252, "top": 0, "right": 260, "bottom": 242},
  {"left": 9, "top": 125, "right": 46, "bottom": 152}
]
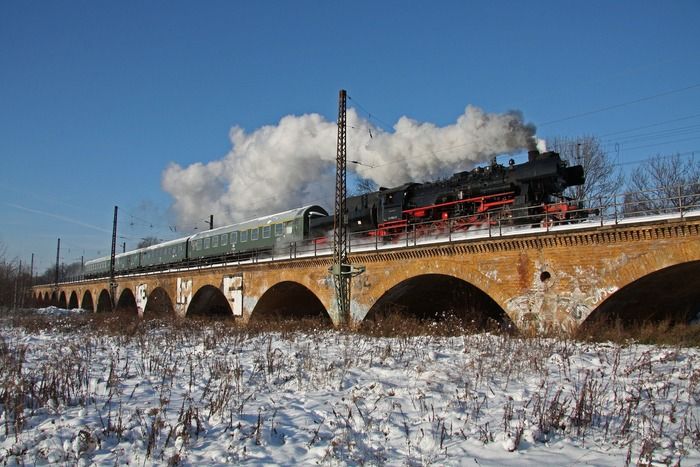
[{"left": 1, "top": 313, "right": 700, "bottom": 466}]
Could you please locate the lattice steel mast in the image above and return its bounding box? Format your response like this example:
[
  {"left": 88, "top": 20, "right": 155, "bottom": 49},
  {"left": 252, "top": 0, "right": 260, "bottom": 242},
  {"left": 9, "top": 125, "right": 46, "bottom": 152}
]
[
  {"left": 331, "top": 89, "right": 364, "bottom": 324},
  {"left": 109, "top": 205, "right": 118, "bottom": 308}
]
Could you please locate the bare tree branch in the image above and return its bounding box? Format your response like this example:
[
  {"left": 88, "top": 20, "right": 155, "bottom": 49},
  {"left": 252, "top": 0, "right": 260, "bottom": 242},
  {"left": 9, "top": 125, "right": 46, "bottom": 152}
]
[
  {"left": 137, "top": 236, "right": 162, "bottom": 249},
  {"left": 548, "top": 136, "right": 625, "bottom": 208},
  {"left": 624, "top": 153, "right": 700, "bottom": 216}
]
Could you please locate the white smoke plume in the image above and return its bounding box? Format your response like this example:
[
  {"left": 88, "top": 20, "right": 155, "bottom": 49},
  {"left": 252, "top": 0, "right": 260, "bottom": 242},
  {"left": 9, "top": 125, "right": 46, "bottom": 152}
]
[{"left": 162, "top": 105, "right": 536, "bottom": 227}]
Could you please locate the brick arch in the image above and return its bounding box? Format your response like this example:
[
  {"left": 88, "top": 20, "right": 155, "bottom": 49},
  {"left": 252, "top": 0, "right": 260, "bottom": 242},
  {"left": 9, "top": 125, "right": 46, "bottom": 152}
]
[
  {"left": 68, "top": 291, "right": 79, "bottom": 309},
  {"left": 364, "top": 273, "right": 512, "bottom": 329},
  {"left": 585, "top": 260, "right": 700, "bottom": 324},
  {"left": 116, "top": 288, "right": 137, "bottom": 314},
  {"left": 144, "top": 287, "right": 175, "bottom": 317},
  {"left": 241, "top": 266, "right": 335, "bottom": 324},
  {"left": 351, "top": 254, "right": 511, "bottom": 325},
  {"left": 569, "top": 245, "right": 700, "bottom": 326},
  {"left": 587, "top": 224, "right": 699, "bottom": 320},
  {"left": 81, "top": 290, "right": 94, "bottom": 311},
  {"left": 187, "top": 284, "right": 233, "bottom": 319},
  {"left": 96, "top": 289, "right": 112, "bottom": 312},
  {"left": 249, "top": 280, "right": 331, "bottom": 324},
  {"left": 58, "top": 291, "right": 67, "bottom": 309}
]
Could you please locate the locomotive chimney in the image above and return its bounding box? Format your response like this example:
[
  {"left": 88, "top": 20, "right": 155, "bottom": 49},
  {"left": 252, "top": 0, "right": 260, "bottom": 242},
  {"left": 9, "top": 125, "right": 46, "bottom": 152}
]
[{"left": 528, "top": 149, "right": 540, "bottom": 162}]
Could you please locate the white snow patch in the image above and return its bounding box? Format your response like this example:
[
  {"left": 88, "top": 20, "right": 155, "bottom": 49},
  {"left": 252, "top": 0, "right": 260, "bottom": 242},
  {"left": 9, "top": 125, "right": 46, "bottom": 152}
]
[{"left": 0, "top": 313, "right": 699, "bottom": 465}]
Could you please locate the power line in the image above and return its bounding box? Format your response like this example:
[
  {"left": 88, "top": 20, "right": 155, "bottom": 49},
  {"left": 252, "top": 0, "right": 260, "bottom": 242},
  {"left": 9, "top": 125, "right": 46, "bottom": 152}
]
[
  {"left": 597, "top": 126, "right": 700, "bottom": 151},
  {"left": 610, "top": 149, "right": 699, "bottom": 168},
  {"left": 598, "top": 113, "right": 700, "bottom": 138},
  {"left": 596, "top": 129, "right": 700, "bottom": 156},
  {"left": 347, "top": 94, "right": 395, "bottom": 133},
  {"left": 611, "top": 136, "right": 700, "bottom": 154},
  {"left": 540, "top": 83, "right": 700, "bottom": 127}
]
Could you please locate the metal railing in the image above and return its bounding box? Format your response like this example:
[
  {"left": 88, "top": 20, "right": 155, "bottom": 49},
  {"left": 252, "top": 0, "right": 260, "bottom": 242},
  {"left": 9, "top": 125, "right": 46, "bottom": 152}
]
[{"left": 38, "top": 182, "right": 700, "bottom": 286}]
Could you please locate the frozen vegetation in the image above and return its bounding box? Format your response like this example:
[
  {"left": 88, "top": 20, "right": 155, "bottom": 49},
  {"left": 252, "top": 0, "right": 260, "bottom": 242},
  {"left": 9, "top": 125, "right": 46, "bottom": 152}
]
[{"left": 1, "top": 308, "right": 700, "bottom": 466}]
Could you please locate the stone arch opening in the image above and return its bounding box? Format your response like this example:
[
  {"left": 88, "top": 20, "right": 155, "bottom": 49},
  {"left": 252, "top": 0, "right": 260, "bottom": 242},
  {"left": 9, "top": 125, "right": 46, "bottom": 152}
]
[
  {"left": 96, "top": 289, "right": 112, "bottom": 313},
  {"left": 116, "top": 289, "right": 137, "bottom": 314},
  {"left": 249, "top": 281, "right": 331, "bottom": 325},
  {"left": 58, "top": 291, "right": 67, "bottom": 309},
  {"left": 44, "top": 292, "right": 51, "bottom": 306},
  {"left": 365, "top": 274, "right": 512, "bottom": 330},
  {"left": 187, "top": 285, "right": 233, "bottom": 319},
  {"left": 81, "top": 291, "right": 94, "bottom": 312},
  {"left": 585, "top": 260, "right": 700, "bottom": 326},
  {"left": 68, "top": 291, "right": 79, "bottom": 309},
  {"left": 144, "top": 287, "right": 174, "bottom": 317}
]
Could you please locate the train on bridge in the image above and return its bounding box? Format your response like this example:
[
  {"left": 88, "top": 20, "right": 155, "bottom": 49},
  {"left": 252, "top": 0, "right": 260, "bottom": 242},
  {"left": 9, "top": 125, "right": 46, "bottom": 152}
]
[{"left": 85, "top": 149, "right": 586, "bottom": 278}]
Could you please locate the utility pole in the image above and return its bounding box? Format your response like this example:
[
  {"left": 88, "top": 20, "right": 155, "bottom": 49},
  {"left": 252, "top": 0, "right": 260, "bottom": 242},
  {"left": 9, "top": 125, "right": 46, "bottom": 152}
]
[
  {"left": 13, "top": 261, "right": 20, "bottom": 310},
  {"left": 55, "top": 238, "right": 60, "bottom": 288},
  {"left": 18, "top": 260, "right": 23, "bottom": 308},
  {"left": 109, "top": 206, "right": 118, "bottom": 308},
  {"left": 208, "top": 214, "right": 214, "bottom": 230},
  {"left": 330, "top": 89, "right": 364, "bottom": 325}
]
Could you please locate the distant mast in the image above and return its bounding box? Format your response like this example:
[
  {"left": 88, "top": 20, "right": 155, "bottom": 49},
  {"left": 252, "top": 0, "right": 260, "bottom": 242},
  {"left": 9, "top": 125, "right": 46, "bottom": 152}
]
[{"left": 109, "top": 206, "right": 118, "bottom": 308}]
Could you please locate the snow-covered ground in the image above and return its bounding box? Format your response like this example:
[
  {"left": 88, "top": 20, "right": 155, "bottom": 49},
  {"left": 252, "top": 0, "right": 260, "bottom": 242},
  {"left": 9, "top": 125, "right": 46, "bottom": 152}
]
[{"left": 2, "top": 308, "right": 700, "bottom": 466}]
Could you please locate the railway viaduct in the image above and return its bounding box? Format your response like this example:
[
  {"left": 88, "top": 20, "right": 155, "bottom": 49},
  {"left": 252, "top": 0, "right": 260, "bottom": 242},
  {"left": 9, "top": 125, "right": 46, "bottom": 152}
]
[{"left": 32, "top": 215, "right": 700, "bottom": 332}]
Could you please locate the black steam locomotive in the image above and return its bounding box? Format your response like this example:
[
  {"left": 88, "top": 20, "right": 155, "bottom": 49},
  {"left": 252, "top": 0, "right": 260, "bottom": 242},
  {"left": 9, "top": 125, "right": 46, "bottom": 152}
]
[{"left": 311, "top": 149, "right": 586, "bottom": 237}]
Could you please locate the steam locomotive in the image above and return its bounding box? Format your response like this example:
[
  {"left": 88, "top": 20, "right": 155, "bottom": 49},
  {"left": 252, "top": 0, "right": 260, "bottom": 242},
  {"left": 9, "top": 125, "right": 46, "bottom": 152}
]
[
  {"left": 84, "top": 149, "right": 585, "bottom": 277},
  {"left": 311, "top": 149, "right": 585, "bottom": 237}
]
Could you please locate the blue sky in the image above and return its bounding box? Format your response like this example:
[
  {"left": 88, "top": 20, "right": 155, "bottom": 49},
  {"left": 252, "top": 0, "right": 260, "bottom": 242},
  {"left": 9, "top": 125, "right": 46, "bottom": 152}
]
[{"left": 1, "top": 1, "right": 699, "bottom": 273}]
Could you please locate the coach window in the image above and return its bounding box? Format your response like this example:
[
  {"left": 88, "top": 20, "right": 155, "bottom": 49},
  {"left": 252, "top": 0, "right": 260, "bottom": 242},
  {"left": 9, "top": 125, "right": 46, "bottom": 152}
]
[
  {"left": 251, "top": 228, "right": 259, "bottom": 241},
  {"left": 231, "top": 231, "right": 238, "bottom": 243},
  {"left": 221, "top": 234, "right": 227, "bottom": 246},
  {"left": 195, "top": 240, "right": 201, "bottom": 251},
  {"left": 212, "top": 236, "right": 219, "bottom": 248},
  {"left": 240, "top": 230, "right": 248, "bottom": 242},
  {"left": 275, "top": 223, "right": 284, "bottom": 236},
  {"left": 204, "top": 237, "right": 211, "bottom": 249},
  {"left": 285, "top": 221, "right": 293, "bottom": 234},
  {"left": 262, "top": 225, "right": 272, "bottom": 239}
]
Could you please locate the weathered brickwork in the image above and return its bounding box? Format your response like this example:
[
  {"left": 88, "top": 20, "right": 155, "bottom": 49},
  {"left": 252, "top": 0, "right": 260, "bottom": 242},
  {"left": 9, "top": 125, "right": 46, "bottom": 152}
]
[{"left": 34, "top": 217, "right": 700, "bottom": 332}]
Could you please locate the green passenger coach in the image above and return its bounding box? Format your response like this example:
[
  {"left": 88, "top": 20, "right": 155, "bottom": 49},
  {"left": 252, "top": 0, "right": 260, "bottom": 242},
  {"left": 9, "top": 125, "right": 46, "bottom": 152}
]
[
  {"left": 188, "top": 205, "right": 328, "bottom": 261},
  {"left": 81, "top": 205, "right": 329, "bottom": 278},
  {"left": 140, "top": 238, "right": 188, "bottom": 268}
]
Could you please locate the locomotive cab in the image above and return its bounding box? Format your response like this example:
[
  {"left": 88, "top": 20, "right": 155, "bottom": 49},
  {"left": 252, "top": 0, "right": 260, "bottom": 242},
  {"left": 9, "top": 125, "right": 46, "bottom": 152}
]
[{"left": 378, "top": 184, "right": 417, "bottom": 223}]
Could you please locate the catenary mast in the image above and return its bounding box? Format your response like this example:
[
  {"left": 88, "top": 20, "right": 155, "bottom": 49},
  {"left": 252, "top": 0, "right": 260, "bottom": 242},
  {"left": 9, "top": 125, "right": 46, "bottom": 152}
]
[{"left": 331, "top": 89, "right": 364, "bottom": 324}]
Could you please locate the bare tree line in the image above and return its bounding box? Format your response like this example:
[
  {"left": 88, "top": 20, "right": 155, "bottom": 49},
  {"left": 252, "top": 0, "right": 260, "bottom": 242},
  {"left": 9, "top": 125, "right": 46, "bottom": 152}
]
[
  {"left": 549, "top": 135, "right": 700, "bottom": 216},
  {"left": 0, "top": 241, "right": 89, "bottom": 308},
  {"left": 624, "top": 153, "right": 700, "bottom": 215},
  {"left": 0, "top": 241, "right": 34, "bottom": 310}
]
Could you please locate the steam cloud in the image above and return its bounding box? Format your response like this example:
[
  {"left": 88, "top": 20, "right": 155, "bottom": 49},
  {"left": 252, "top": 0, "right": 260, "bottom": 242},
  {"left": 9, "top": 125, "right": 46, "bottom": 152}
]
[{"left": 162, "top": 105, "right": 536, "bottom": 227}]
